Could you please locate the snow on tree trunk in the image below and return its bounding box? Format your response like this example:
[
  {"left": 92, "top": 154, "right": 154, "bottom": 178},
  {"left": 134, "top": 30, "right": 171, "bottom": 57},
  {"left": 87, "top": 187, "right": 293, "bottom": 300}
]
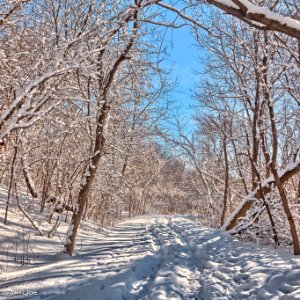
[{"left": 222, "top": 160, "right": 300, "bottom": 232}]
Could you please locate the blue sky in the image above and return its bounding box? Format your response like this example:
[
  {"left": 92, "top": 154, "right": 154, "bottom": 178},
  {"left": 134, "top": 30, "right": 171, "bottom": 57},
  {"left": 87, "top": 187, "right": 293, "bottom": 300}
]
[{"left": 162, "top": 24, "right": 204, "bottom": 119}]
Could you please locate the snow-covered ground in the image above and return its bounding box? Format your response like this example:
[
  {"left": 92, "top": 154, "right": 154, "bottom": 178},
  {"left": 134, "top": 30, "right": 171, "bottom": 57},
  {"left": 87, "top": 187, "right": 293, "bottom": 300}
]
[{"left": 1, "top": 185, "right": 300, "bottom": 299}]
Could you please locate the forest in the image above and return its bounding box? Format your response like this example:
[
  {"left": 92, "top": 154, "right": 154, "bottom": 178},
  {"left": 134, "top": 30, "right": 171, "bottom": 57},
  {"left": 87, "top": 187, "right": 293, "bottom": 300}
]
[{"left": 0, "top": 0, "right": 299, "bottom": 262}]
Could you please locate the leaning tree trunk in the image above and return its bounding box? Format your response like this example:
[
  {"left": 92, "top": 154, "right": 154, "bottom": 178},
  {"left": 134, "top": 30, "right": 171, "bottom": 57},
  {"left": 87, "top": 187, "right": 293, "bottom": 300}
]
[
  {"left": 64, "top": 6, "right": 140, "bottom": 255},
  {"left": 4, "top": 142, "right": 18, "bottom": 225},
  {"left": 22, "top": 155, "right": 38, "bottom": 198},
  {"left": 64, "top": 102, "right": 109, "bottom": 255},
  {"left": 222, "top": 162, "right": 300, "bottom": 231},
  {"left": 262, "top": 33, "right": 299, "bottom": 255},
  {"left": 271, "top": 167, "right": 300, "bottom": 254}
]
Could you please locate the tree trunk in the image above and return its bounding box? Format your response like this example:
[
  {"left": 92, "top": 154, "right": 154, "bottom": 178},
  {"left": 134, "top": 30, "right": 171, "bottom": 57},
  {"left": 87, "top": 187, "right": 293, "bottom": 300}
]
[
  {"left": 22, "top": 157, "right": 38, "bottom": 198},
  {"left": 272, "top": 168, "right": 300, "bottom": 254},
  {"left": 64, "top": 102, "right": 109, "bottom": 255},
  {"left": 4, "top": 144, "right": 18, "bottom": 225},
  {"left": 64, "top": 6, "right": 140, "bottom": 255},
  {"left": 220, "top": 136, "right": 229, "bottom": 226},
  {"left": 223, "top": 162, "right": 300, "bottom": 231}
]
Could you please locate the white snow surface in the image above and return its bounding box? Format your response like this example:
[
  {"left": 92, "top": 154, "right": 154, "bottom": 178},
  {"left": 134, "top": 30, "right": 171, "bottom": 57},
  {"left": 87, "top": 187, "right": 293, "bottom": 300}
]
[
  {"left": 1, "top": 210, "right": 300, "bottom": 299},
  {"left": 1, "top": 186, "right": 300, "bottom": 299}
]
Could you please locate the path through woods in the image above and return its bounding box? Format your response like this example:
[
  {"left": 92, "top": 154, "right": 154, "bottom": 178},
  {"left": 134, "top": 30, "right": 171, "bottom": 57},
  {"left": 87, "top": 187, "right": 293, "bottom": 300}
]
[{"left": 1, "top": 216, "right": 300, "bottom": 299}]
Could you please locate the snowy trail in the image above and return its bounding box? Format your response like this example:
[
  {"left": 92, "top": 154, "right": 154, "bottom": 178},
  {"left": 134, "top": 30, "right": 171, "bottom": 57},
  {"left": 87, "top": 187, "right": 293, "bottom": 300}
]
[
  {"left": 1, "top": 215, "right": 300, "bottom": 299},
  {"left": 138, "top": 218, "right": 202, "bottom": 300}
]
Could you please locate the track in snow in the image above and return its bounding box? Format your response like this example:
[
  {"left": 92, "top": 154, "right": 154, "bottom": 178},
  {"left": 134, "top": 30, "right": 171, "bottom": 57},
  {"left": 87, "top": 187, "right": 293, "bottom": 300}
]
[
  {"left": 1, "top": 215, "right": 300, "bottom": 300},
  {"left": 137, "top": 217, "right": 203, "bottom": 300}
]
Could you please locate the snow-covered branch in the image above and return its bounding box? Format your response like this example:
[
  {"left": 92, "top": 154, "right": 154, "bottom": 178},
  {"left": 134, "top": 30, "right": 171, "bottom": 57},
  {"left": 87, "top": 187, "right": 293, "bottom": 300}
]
[
  {"left": 206, "top": 0, "right": 300, "bottom": 39},
  {"left": 222, "top": 159, "right": 300, "bottom": 231}
]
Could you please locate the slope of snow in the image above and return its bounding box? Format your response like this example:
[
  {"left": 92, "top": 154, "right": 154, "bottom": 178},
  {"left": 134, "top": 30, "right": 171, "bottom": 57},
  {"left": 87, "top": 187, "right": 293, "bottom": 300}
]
[
  {"left": 0, "top": 186, "right": 300, "bottom": 299},
  {"left": 1, "top": 205, "right": 300, "bottom": 299}
]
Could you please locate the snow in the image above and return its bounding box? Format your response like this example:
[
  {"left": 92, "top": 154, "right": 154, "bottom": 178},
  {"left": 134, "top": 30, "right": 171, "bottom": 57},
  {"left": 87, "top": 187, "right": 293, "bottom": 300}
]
[
  {"left": 1, "top": 188, "right": 300, "bottom": 300},
  {"left": 217, "top": 0, "right": 240, "bottom": 9},
  {"left": 214, "top": 0, "right": 300, "bottom": 31},
  {"left": 278, "top": 161, "right": 297, "bottom": 176},
  {"left": 221, "top": 159, "right": 300, "bottom": 232},
  {"left": 237, "top": 0, "right": 300, "bottom": 30}
]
